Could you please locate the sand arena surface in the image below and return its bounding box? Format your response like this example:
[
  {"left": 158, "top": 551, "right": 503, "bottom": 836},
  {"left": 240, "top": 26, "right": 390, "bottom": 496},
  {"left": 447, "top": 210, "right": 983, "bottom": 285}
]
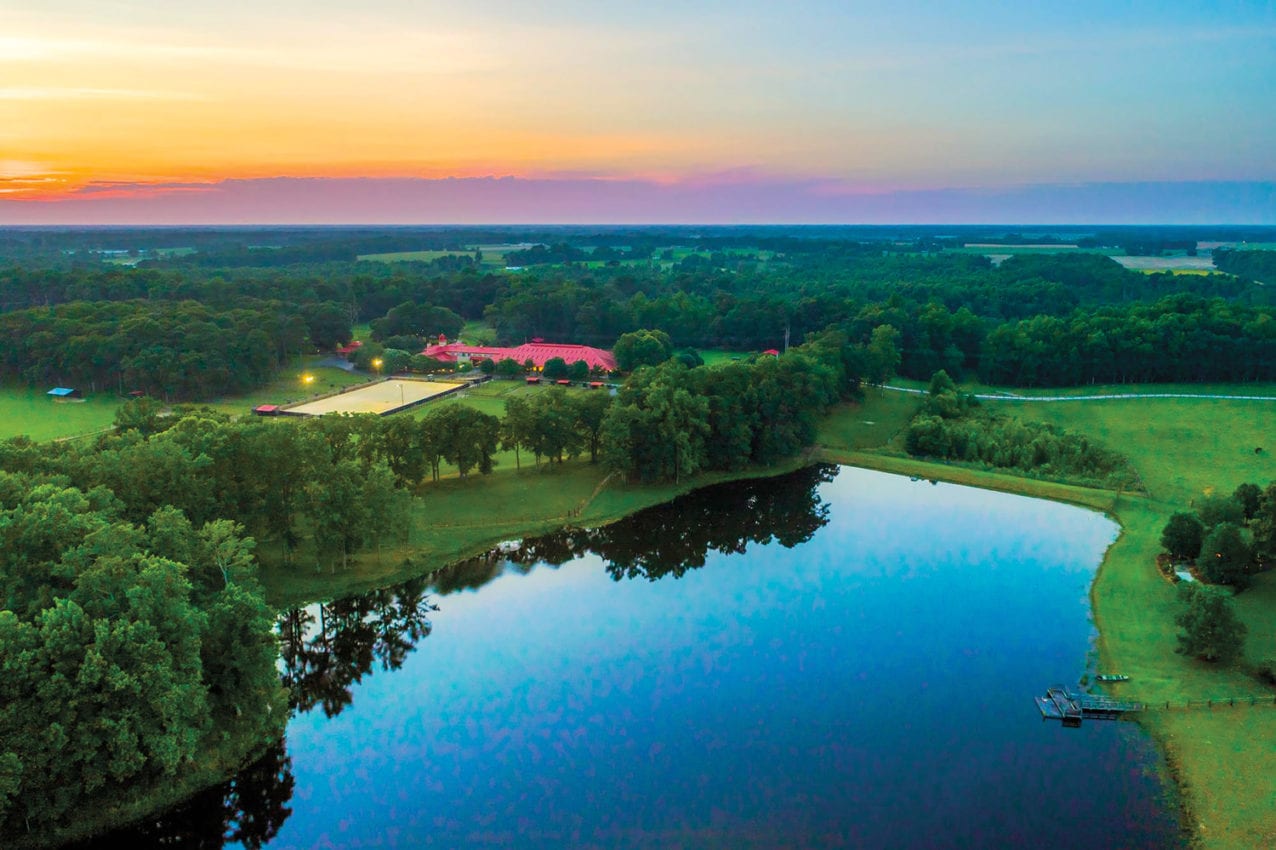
[{"left": 286, "top": 380, "right": 459, "bottom": 416}]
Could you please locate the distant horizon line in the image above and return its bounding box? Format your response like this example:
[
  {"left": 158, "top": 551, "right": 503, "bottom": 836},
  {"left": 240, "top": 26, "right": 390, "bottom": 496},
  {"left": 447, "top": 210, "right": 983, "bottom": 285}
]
[{"left": 3, "top": 222, "right": 1274, "bottom": 229}]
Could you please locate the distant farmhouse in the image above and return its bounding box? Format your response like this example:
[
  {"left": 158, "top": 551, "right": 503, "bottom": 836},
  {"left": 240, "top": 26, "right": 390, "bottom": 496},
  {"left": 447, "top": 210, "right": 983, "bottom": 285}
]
[{"left": 421, "top": 339, "right": 617, "bottom": 372}]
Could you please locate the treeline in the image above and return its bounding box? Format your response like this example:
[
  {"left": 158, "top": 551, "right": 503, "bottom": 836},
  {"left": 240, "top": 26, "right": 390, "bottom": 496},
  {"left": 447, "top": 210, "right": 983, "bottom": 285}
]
[
  {"left": 903, "top": 372, "right": 1141, "bottom": 489},
  {"left": 0, "top": 263, "right": 507, "bottom": 324},
  {"left": 2, "top": 249, "right": 1275, "bottom": 400},
  {"left": 0, "top": 299, "right": 303, "bottom": 399},
  {"left": 602, "top": 332, "right": 863, "bottom": 482},
  {"left": 1214, "top": 248, "right": 1276, "bottom": 284},
  {"left": 0, "top": 471, "right": 284, "bottom": 839},
  {"left": 977, "top": 294, "right": 1276, "bottom": 385}
]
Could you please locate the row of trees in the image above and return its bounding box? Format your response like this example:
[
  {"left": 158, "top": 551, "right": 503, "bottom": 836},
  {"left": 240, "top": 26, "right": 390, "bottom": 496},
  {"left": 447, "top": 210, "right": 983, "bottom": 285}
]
[
  {"left": 602, "top": 333, "right": 862, "bottom": 483},
  {"left": 0, "top": 299, "right": 309, "bottom": 399},
  {"left": 902, "top": 371, "right": 1141, "bottom": 489},
  {"left": 4, "top": 250, "right": 1274, "bottom": 399},
  {"left": 977, "top": 295, "right": 1276, "bottom": 386}
]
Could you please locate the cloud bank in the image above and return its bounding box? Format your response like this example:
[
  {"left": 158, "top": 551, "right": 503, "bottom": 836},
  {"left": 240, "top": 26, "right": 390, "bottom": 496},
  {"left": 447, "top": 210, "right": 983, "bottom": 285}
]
[{"left": 2, "top": 176, "right": 1273, "bottom": 225}]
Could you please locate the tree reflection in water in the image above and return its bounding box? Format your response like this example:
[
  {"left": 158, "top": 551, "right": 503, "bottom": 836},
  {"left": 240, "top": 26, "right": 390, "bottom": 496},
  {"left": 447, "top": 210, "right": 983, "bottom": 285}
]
[
  {"left": 279, "top": 575, "right": 440, "bottom": 718},
  {"left": 434, "top": 462, "right": 837, "bottom": 584},
  {"left": 79, "top": 464, "right": 835, "bottom": 847},
  {"left": 69, "top": 742, "right": 293, "bottom": 850}
]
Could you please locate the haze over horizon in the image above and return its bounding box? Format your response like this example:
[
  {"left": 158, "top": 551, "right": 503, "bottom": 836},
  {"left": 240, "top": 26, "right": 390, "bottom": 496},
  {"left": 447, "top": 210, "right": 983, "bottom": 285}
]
[{"left": 3, "top": 1, "right": 1273, "bottom": 224}]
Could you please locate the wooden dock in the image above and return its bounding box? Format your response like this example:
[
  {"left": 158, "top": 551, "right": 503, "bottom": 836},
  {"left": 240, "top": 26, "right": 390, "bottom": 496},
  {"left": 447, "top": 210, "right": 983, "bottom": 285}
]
[{"left": 1035, "top": 685, "right": 1144, "bottom": 727}]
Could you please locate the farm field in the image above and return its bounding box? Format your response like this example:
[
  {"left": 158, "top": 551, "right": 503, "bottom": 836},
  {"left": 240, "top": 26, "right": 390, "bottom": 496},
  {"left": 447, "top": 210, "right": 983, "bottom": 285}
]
[
  {"left": 1114, "top": 255, "right": 1217, "bottom": 272},
  {"left": 947, "top": 244, "right": 1119, "bottom": 256},
  {"left": 994, "top": 392, "right": 1276, "bottom": 504},
  {"left": 356, "top": 245, "right": 512, "bottom": 266},
  {"left": 892, "top": 376, "right": 1276, "bottom": 400}
]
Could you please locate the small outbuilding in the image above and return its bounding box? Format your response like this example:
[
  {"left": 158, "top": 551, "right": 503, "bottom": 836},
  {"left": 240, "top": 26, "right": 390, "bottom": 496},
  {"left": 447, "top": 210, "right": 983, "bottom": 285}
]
[
  {"left": 525, "top": 376, "right": 541, "bottom": 384},
  {"left": 47, "top": 387, "right": 82, "bottom": 400},
  {"left": 253, "top": 404, "right": 281, "bottom": 416},
  {"left": 556, "top": 379, "right": 571, "bottom": 386}
]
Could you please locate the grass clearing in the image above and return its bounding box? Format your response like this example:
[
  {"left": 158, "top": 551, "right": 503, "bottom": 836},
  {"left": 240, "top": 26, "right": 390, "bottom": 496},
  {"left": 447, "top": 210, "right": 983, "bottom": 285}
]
[
  {"left": 815, "top": 387, "right": 918, "bottom": 452},
  {"left": 947, "top": 245, "right": 1119, "bottom": 256},
  {"left": 1115, "top": 255, "right": 1218, "bottom": 272},
  {"left": 201, "top": 358, "right": 372, "bottom": 416},
  {"left": 1003, "top": 394, "right": 1276, "bottom": 505},
  {"left": 356, "top": 247, "right": 510, "bottom": 267},
  {"left": 0, "top": 384, "right": 124, "bottom": 441}
]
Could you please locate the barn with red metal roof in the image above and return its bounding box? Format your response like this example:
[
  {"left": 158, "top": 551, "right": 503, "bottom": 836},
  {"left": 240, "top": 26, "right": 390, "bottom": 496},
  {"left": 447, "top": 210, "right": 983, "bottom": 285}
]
[{"left": 421, "top": 340, "right": 618, "bottom": 372}]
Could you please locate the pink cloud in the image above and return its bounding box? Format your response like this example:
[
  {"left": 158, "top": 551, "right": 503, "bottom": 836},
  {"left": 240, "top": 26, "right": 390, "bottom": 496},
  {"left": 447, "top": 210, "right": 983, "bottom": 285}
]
[{"left": 0, "top": 175, "right": 1272, "bottom": 225}]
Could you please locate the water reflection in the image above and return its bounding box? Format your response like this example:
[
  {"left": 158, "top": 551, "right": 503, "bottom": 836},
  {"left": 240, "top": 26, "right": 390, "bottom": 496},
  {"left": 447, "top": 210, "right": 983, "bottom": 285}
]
[
  {"left": 278, "top": 463, "right": 835, "bottom": 721},
  {"left": 433, "top": 462, "right": 837, "bottom": 586},
  {"left": 69, "top": 743, "right": 293, "bottom": 850},
  {"left": 279, "top": 575, "right": 440, "bottom": 718}
]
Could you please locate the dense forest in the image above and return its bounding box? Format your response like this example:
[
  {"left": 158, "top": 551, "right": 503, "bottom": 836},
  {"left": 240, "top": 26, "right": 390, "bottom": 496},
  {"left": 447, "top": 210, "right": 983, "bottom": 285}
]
[{"left": 3, "top": 229, "right": 1276, "bottom": 397}]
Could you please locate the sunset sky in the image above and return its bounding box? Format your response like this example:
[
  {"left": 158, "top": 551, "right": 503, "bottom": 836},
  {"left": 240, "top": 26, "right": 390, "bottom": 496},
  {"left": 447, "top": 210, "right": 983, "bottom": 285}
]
[{"left": 2, "top": 1, "right": 1274, "bottom": 223}]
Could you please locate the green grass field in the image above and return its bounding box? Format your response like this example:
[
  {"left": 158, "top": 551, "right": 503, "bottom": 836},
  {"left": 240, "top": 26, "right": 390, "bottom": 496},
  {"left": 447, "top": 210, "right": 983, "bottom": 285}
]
[
  {"left": 202, "top": 358, "right": 373, "bottom": 416},
  {"left": 0, "top": 384, "right": 124, "bottom": 441},
  {"left": 356, "top": 247, "right": 510, "bottom": 267}
]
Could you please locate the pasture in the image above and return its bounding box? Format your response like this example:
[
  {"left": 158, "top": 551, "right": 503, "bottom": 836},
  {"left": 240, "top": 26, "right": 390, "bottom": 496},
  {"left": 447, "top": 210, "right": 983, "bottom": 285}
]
[
  {"left": 996, "top": 391, "right": 1276, "bottom": 504},
  {"left": 203, "top": 359, "right": 372, "bottom": 416},
  {"left": 356, "top": 245, "right": 512, "bottom": 267},
  {"left": 0, "top": 385, "right": 123, "bottom": 441},
  {"left": 1114, "top": 255, "right": 1217, "bottom": 272}
]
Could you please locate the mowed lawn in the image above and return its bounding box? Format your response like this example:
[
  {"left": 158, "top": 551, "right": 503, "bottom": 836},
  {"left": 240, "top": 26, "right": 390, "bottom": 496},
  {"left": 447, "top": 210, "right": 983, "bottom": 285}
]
[
  {"left": 816, "top": 385, "right": 918, "bottom": 452},
  {"left": 202, "top": 359, "right": 374, "bottom": 416},
  {"left": 0, "top": 385, "right": 124, "bottom": 441}
]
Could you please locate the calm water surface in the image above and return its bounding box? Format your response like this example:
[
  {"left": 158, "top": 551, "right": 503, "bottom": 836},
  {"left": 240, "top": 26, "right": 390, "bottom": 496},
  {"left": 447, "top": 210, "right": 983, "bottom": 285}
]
[{"left": 98, "top": 465, "right": 1184, "bottom": 848}]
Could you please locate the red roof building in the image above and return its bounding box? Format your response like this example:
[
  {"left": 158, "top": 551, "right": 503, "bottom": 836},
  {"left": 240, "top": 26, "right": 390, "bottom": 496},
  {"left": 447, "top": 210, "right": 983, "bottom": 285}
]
[
  {"left": 336, "top": 340, "right": 363, "bottom": 355},
  {"left": 421, "top": 341, "right": 618, "bottom": 372}
]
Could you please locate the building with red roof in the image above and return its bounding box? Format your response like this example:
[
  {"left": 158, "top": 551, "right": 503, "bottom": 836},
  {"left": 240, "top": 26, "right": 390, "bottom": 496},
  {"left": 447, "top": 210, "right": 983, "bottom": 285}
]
[{"left": 421, "top": 340, "right": 617, "bottom": 372}]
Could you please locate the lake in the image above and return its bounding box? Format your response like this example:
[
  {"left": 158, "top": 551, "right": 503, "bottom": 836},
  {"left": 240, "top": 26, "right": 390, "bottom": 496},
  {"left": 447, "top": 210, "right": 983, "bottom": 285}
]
[{"left": 91, "top": 465, "right": 1184, "bottom": 848}]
